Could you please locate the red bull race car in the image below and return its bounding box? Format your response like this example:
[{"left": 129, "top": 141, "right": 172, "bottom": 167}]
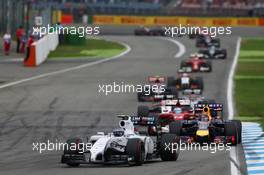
[{"left": 169, "top": 103, "right": 242, "bottom": 145}]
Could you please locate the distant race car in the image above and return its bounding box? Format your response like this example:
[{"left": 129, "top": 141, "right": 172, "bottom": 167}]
[
  {"left": 61, "top": 115, "right": 180, "bottom": 167},
  {"left": 134, "top": 27, "right": 165, "bottom": 36},
  {"left": 137, "top": 76, "right": 178, "bottom": 102},
  {"left": 196, "top": 35, "right": 220, "bottom": 48},
  {"left": 137, "top": 99, "right": 197, "bottom": 136},
  {"left": 199, "top": 45, "right": 227, "bottom": 59},
  {"left": 169, "top": 103, "right": 242, "bottom": 145},
  {"left": 167, "top": 73, "right": 204, "bottom": 94},
  {"left": 178, "top": 54, "right": 212, "bottom": 73}
]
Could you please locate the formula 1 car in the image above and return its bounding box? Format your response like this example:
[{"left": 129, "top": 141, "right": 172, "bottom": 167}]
[
  {"left": 199, "top": 45, "right": 227, "bottom": 59},
  {"left": 134, "top": 26, "right": 165, "bottom": 36},
  {"left": 167, "top": 73, "right": 203, "bottom": 94},
  {"left": 169, "top": 104, "right": 242, "bottom": 145},
  {"left": 61, "top": 115, "right": 180, "bottom": 167},
  {"left": 137, "top": 76, "right": 178, "bottom": 102},
  {"left": 178, "top": 54, "right": 212, "bottom": 73},
  {"left": 137, "top": 99, "right": 193, "bottom": 117},
  {"left": 196, "top": 35, "right": 220, "bottom": 48}
]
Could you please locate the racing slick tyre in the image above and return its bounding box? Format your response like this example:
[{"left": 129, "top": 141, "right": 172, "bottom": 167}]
[
  {"left": 231, "top": 120, "right": 242, "bottom": 144},
  {"left": 168, "top": 87, "right": 178, "bottom": 98},
  {"left": 137, "top": 92, "right": 145, "bottom": 102},
  {"left": 64, "top": 138, "right": 83, "bottom": 155},
  {"left": 214, "top": 38, "right": 221, "bottom": 47},
  {"left": 160, "top": 134, "right": 180, "bottom": 161},
  {"left": 224, "top": 122, "right": 238, "bottom": 146},
  {"left": 126, "top": 138, "right": 145, "bottom": 166},
  {"left": 169, "top": 121, "right": 182, "bottom": 136},
  {"left": 167, "top": 76, "right": 175, "bottom": 87},
  {"left": 205, "top": 61, "right": 212, "bottom": 72},
  {"left": 137, "top": 105, "right": 149, "bottom": 117},
  {"left": 222, "top": 49, "right": 227, "bottom": 59},
  {"left": 196, "top": 77, "right": 204, "bottom": 90},
  {"left": 63, "top": 138, "right": 83, "bottom": 167}
]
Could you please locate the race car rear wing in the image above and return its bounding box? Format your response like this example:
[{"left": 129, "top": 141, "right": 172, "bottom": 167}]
[
  {"left": 130, "top": 116, "right": 156, "bottom": 126},
  {"left": 182, "top": 89, "right": 202, "bottom": 95},
  {"left": 148, "top": 76, "right": 165, "bottom": 84},
  {"left": 194, "top": 103, "right": 223, "bottom": 118},
  {"left": 161, "top": 99, "right": 191, "bottom": 106},
  {"left": 194, "top": 103, "right": 223, "bottom": 111}
]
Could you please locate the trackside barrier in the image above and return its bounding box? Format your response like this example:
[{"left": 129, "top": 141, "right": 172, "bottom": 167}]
[
  {"left": 92, "top": 15, "right": 264, "bottom": 27},
  {"left": 24, "top": 33, "right": 59, "bottom": 67}
]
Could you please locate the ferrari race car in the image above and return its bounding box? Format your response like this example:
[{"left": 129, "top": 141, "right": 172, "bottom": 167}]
[
  {"left": 137, "top": 98, "right": 193, "bottom": 117},
  {"left": 137, "top": 76, "right": 178, "bottom": 102},
  {"left": 178, "top": 54, "right": 212, "bottom": 73},
  {"left": 167, "top": 74, "right": 204, "bottom": 94},
  {"left": 61, "top": 115, "right": 180, "bottom": 167},
  {"left": 134, "top": 26, "right": 165, "bottom": 36},
  {"left": 169, "top": 103, "right": 242, "bottom": 145},
  {"left": 196, "top": 35, "right": 220, "bottom": 48},
  {"left": 199, "top": 45, "right": 227, "bottom": 59}
]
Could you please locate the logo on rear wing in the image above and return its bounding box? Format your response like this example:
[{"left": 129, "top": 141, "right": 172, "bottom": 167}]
[{"left": 130, "top": 116, "right": 156, "bottom": 126}]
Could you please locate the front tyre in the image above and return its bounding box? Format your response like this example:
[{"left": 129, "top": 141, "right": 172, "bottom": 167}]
[
  {"left": 126, "top": 139, "right": 145, "bottom": 166},
  {"left": 160, "top": 134, "right": 180, "bottom": 161}
]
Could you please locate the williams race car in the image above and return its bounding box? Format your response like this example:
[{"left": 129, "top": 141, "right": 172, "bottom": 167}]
[
  {"left": 178, "top": 55, "right": 212, "bottom": 73},
  {"left": 137, "top": 76, "right": 178, "bottom": 102},
  {"left": 199, "top": 45, "right": 227, "bottom": 59},
  {"left": 167, "top": 73, "right": 204, "bottom": 94},
  {"left": 61, "top": 115, "right": 180, "bottom": 167}
]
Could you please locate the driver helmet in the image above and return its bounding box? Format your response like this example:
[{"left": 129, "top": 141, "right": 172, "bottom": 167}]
[
  {"left": 174, "top": 107, "right": 182, "bottom": 114},
  {"left": 182, "top": 73, "right": 188, "bottom": 77},
  {"left": 113, "top": 128, "right": 125, "bottom": 137}
]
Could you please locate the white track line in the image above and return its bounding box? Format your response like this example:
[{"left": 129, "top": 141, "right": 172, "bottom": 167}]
[
  {"left": 228, "top": 37, "right": 242, "bottom": 175},
  {"left": 0, "top": 42, "right": 131, "bottom": 89},
  {"left": 159, "top": 37, "right": 186, "bottom": 58}
]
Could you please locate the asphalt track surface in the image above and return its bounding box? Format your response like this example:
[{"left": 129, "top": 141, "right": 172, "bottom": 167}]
[{"left": 0, "top": 35, "right": 242, "bottom": 175}]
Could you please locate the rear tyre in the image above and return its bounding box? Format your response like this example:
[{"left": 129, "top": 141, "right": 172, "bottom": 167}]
[
  {"left": 64, "top": 138, "right": 83, "bottom": 155},
  {"left": 137, "top": 92, "right": 145, "bottom": 102},
  {"left": 224, "top": 122, "right": 238, "bottom": 146},
  {"left": 167, "top": 76, "right": 175, "bottom": 87},
  {"left": 137, "top": 105, "right": 149, "bottom": 117},
  {"left": 169, "top": 121, "right": 182, "bottom": 136},
  {"left": 196, "top": 77, "right": 204, "bottom": 90},
  {"left": 232, "top": 120, "right": 242, "bottom": 144},
  {"left": 63, "top": 138, "right": 83, "bottom": 167},
  {"left": 206, "top": 61, "right": 212, "bottom": 72},
  {"left": 127, "top": 139, "right": 145, "bottom": 166},
  {"left": 160, "top": 134, "right": 179, "bottom": 161},
  {"left": 168, "top": 87, "right": 178, "bottom": 98}
]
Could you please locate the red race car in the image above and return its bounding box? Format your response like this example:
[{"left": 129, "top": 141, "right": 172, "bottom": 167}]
[{"left": 178, "top": 54, "right": 212, "bottom": 73}]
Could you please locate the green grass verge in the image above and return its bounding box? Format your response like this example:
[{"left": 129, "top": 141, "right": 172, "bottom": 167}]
[
  {"left": 240, "top": 38, "right": 264, "bottom": 51},
  {"left": 235, "top": 38, "right": 264, "bottom": 127},
  {"left": 48, "top": 38, "right": 126, "bottom": 59},
  {"left": 236, "top": 62, "right": 264, "bottom": 76}
]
